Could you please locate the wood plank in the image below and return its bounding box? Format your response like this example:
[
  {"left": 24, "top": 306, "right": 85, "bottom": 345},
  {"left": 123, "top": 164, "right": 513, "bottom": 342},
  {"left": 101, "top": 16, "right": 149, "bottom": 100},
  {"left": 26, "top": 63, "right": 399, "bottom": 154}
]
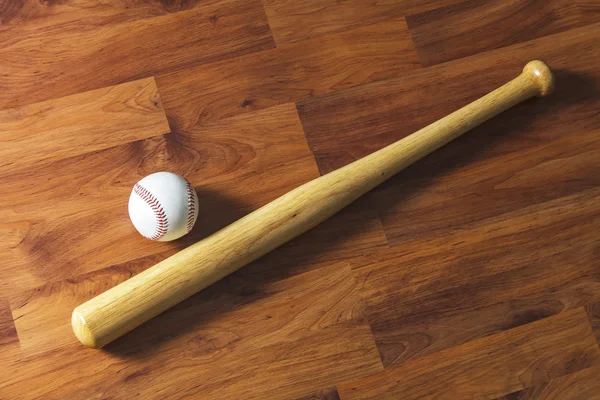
[
  {"left": 406, "top": 0, "right": 600, "bottom": 66},
  {"left": 378, "top": 127, "right": 600, "bottom": 248},
  {"left": 0, "top": 78, "right": 169, "bottom": 173},
  {"left": 494, "top": 365, "right": 600, "bottom": 400},
  {"left": 9, "top": 251, "right": 173, "bottom": 357},
  {"left": 0, "top": 0, "right": 274, "bottom": 109},
  {"left": 262, "top": 0, "right": 467, "bottom": 45},
  {"left": 3, "top": 244, "right": 383, "bottom": 398},
  {"left": 0, "top": 0, "right": 220, "bottom": 34},
  {"left": 156, "top": 19, "right": 420, "bottom": 130},
  {"left": 337, "top": 308, "right": 600, "bottom": 400},
  {"left": 298, "top": 23, "right": 600, "bottom": 175},
  {"left": 356, "top": 187, "right": 600, "bottom": 367}
]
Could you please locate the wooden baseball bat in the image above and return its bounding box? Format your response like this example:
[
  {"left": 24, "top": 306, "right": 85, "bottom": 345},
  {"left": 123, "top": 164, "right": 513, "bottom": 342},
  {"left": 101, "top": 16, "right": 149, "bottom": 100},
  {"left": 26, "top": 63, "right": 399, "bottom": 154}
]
[{"left": 72, "top": 61, "right": 555, "bottom": 349}]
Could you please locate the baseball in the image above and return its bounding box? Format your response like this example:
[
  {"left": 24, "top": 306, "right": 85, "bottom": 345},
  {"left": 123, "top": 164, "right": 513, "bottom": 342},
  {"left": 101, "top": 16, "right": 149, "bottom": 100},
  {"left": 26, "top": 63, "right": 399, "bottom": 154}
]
[{"left": 128, "top": 172, "right": 199, "bottom": 241}]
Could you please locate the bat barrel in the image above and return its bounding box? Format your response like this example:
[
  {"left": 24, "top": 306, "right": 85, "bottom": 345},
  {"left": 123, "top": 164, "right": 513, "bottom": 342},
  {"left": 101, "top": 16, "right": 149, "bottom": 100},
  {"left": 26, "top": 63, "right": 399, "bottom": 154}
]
[{"left": 72, "top": 61, "right": 554, "bottom": 349}]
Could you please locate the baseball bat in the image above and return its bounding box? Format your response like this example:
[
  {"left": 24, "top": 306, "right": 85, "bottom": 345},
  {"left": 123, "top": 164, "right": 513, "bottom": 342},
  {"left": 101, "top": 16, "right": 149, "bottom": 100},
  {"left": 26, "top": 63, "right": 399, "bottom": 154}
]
[{"left": 73, "top": 61, "right": 555, "bottom": 348}]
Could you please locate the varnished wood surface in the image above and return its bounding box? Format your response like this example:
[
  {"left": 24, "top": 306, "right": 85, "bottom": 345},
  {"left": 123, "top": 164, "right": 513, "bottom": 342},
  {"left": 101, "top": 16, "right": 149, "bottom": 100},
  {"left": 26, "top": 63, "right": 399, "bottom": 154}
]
[
  {"left": 406, "top": 0, "right": 600, "bottom": 66},
  {"left": 1, "top": 0, "right": 599, "bottom": 398},
  {"left": 0, "top": 0, "right": 274, "bottom": 108},
  {"left": 0, "top": 78, "right": 169, "bottom": 173},
  {"left": 156, "top": 19, "right": 420, "bottom": 129},
  {"left": 337, "top": 309, "right": 600, "bottom": 399},
  {"left": 494, "top": 365, "right": 600, "bottom": 399}
]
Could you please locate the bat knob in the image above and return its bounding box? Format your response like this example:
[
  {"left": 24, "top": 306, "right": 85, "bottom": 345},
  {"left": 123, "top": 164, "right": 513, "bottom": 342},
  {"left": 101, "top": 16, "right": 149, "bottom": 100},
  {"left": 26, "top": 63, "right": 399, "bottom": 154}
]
[{"left": 522, "top": 60, "right": 555, "bottom": 97}]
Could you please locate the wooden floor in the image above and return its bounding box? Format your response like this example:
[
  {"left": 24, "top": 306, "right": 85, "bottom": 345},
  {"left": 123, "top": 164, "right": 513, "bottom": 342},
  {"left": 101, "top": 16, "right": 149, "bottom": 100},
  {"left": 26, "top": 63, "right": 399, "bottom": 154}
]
[{"left": 1, "top": 0, "right": 600, "bottom": 398}]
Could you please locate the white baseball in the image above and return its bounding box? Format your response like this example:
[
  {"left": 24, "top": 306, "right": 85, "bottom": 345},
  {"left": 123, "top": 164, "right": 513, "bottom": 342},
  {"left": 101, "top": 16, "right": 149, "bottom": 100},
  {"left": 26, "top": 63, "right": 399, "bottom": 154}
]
[{"left": 128, "top": 172, "right": 199, "bottom": 241}]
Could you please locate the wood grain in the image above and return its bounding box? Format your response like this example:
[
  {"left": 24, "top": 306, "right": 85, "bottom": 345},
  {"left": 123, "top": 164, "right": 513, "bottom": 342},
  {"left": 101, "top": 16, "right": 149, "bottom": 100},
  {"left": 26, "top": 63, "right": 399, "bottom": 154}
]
[
  {"left": 298, "top": 23, "right": 600, "bottom": 175},
  {"left": 9, "top": 201, "right": 386, "bottom": 355},
  {"left": 337, "top": 308, "right": 600, "bottom": 400},
  {"left": 3, "top": 240, "right": 383, "bottom": 398},
  {"left": 297, "top": 28, "right": 600, "bottom": 364},
  {"left": 586, "top": 302, "right": 600, "bottom": 346},
  {"left": 355, "top": 186, "right": 600, "bottom": 367},
  {"left": 495, "top": 365, "right": 600, "bottom": 400},
  {"left": 0, "top": 0, "right": 220, "bottom": 34},
  {"left": 9, "top": 251, "right": 174, "bottom": 357},
  {"left": 0, "top": 104, "right": 320, "bottom": 295},
  {"left": 156, "top": 19, "right": 420, "bottom": 129},
  {"left": 263, "top": 0, "right": 467, "bottom": 45},
  {"left": 0, "top": 78, "right": 169, "bottom": 173},
  {"left": 296, "top": 387, "right": 341, "bottom": 400},
  {"left": 1, "top": 0, "right": 599, "bottom": 397},
  {"left": 0, "top": 299, "right": 19, "bottom": 368},
  {"left": 376, "top": 129, "right": 600, "bottom": 249},
  {"left": 406, "top": 0, "right": 600, "bottom": 66},
  {"left": 0, "top": 0, "right": 274, "bottom": 108}
]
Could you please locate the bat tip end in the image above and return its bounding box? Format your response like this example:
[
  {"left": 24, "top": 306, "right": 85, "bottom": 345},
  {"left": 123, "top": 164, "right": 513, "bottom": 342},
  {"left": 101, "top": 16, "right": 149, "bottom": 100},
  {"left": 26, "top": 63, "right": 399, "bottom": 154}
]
[
  {"left": 523, "top": 60, "right": 555, "bottom": 97},
  {"left": 72, "top": 308, "right": 100, "bottom": 349}
]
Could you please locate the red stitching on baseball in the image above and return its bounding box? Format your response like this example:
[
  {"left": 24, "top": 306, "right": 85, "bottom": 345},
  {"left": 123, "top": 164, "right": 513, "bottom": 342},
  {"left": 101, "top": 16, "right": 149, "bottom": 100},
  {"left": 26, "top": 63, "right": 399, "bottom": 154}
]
[
  {"left": 134, "top": 183, "right": 169, "bottom": 240},
  {"left": 186, "top": 180, "right": 196, "bottom": 233}
]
